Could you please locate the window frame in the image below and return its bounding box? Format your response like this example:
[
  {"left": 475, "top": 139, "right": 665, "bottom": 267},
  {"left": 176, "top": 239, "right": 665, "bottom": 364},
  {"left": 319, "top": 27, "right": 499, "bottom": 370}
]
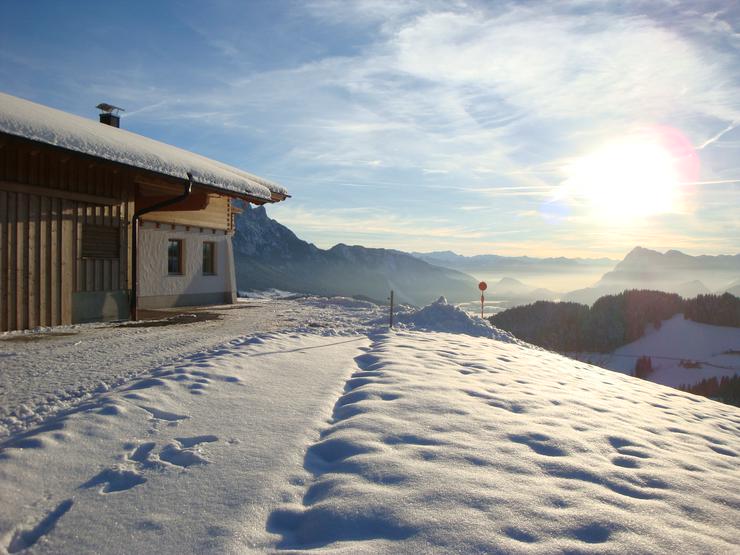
[
  {"left": 167, "top": 239, "right": 184, "bottom": 276},
  {"left": 202, "top": 241, "right": 216, "bottom": 276}
]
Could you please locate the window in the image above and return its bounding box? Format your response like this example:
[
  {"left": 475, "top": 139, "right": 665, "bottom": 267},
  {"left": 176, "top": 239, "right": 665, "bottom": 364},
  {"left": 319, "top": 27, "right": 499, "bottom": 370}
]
[
  {"left": 202, "top": 241, "right": 216, "bottom": 275},
  {"left": 167, "top": 239, "right": 183, "bottom": 275}
]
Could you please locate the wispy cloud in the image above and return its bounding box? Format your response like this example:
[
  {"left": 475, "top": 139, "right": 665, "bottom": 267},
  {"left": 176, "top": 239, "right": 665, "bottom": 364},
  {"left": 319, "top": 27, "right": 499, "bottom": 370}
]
[
  {"left": 268, "top": 204, "right": 494, "bottom": 245},
  {"left": 3, "top": 0, "right": 737, "bottom": 256}
]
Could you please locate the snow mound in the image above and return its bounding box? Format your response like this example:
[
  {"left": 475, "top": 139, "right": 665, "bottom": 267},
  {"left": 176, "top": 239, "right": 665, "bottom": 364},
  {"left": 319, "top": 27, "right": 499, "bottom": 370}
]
[
  {"left": 270, "top": 330, "right": 740, "bottom": 553},
  {"left": 396, "top": 296, "right": 518, "bottom": 342}
]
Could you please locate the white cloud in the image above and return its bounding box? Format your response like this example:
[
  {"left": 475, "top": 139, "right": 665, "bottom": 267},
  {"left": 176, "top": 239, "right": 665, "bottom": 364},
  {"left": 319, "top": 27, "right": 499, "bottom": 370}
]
[
  {"left": 391, "top": 9, "right": 739, "bottom": 123},
  {"left": 22, "top": 0, "right": 737, "bottom": 256}
]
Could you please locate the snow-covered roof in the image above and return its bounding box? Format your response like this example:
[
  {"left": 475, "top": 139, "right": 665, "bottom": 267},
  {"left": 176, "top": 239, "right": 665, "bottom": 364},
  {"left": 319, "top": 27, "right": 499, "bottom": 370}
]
[{"left": 0, "top": 92, "right": 287, "bottom": 201}]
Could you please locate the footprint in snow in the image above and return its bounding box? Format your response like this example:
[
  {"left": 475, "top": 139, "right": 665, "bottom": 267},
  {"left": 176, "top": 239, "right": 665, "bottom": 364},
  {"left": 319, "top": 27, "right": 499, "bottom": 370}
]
[
  {"left": 159, "top": 443, "right": 208, "bottom": 467},
  {"left": 157, "top": 436, "right": 219, "bottom": 468},
  {"left": 508, "top": 433, "right": 566, "bottom": 457},
  {"left": 6, "top": 499, "right": 74, "bottom": 553},
  {"left": 128, "top": 442, "right": 157, "bottom": 465},
  {"left": 81, "top": 467, "right": 147, "bottom": 493},
  {"left": 137, "top": 405, "right": 189, "bottom": 421}
]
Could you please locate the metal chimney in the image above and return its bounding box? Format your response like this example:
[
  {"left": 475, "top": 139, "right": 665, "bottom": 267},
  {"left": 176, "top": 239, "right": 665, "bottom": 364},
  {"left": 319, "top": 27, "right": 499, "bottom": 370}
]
[{"left": 96, "top": 103, "right": 124, "bottom": 128}]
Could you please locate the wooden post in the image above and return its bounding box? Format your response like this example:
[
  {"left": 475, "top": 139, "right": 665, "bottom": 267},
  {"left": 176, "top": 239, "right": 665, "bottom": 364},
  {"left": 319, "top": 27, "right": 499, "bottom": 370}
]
[{"left": 389, "top": 289, "right": 394, "bottom": 329}]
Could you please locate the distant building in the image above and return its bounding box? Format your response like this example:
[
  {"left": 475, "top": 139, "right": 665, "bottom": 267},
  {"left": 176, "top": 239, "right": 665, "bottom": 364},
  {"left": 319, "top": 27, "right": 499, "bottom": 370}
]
[{"left": 0, "top": 92, "right": 288, "bottom": 331}]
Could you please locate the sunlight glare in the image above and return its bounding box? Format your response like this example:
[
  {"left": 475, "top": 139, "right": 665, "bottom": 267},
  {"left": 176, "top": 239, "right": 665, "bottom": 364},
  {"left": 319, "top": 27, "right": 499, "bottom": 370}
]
[{"left": 563, "top": 127, "right": 697, "bottom": 220}]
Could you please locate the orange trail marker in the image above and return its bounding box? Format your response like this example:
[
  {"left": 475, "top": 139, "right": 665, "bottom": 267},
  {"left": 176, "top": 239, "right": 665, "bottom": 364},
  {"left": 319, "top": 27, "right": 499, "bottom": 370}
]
[{"left": 478, "top": 282, "right": 487, "bottom": 318}]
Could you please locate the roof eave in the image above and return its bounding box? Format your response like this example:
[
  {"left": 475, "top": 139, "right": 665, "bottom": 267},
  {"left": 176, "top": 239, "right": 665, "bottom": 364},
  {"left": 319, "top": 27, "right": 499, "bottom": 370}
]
[{"left": 2, "top": 131, "right": 284, "bottom": 204}]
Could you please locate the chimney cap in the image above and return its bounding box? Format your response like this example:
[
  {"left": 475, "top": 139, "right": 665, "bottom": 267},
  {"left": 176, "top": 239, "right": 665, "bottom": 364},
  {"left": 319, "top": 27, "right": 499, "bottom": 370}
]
[{"left": 96, "top": 103, "right": 125, "bottom": 115}]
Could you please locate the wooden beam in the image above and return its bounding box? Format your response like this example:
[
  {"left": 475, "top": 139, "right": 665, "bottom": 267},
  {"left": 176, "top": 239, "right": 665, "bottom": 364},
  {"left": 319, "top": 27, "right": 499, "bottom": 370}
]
[
  {"left": 17, "top": 192, "right": 27, "bottom": 330},
  {"left": 135, "top": 191, "right": 210, "bottom": 212},
  {"left": 40, "top": 196, "right": 49, "bottom": 326},
  {"left": 28, "top": 194, "right": 39, "bottom": 328},
  {"left": 0, "top": 180, "right": 120, "bottom": 206},
  {"left": 135, "top": 173, "right": 275, "bottom": 205},
  {"left": 61, "top": 199, "right": 74, "bottom": 324},
  {"left": 50, "top": 197, "right": 60, "bottom": 325},
  {"left": 7, "top": 192, "right": 17, "bottom": 331},
  {"left": 134, "top": 173, "right": 184, "bottom": 190},
  {"left": 0, "top": 191, "right": 6, "bottom": 331}
]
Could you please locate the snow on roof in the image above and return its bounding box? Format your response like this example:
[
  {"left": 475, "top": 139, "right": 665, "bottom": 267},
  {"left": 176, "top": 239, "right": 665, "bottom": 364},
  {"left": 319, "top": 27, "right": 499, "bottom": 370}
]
[{"left": 0, "top": 92, "right": 288, "bottom": 201}]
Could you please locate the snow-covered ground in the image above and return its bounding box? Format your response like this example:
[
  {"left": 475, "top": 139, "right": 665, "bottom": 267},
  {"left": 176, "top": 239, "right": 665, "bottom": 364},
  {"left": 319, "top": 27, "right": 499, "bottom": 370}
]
[
  {"left": 1, "top": 298, "right": 738, "bottom": 553},
  {"left": 572, "top": 314, "right": 740, "bottom": 388},
  {"left": 0, "top": 298, "right": 385, "bottom": 439},
  {"left": 238, "top": 288, "right": 301, "bottom": 300},
  {"left": 0, "top": 333, "right": 369, "bottom": 553},
  {"left": 271, "top": 331, "right": 739, "bottom": 553}
]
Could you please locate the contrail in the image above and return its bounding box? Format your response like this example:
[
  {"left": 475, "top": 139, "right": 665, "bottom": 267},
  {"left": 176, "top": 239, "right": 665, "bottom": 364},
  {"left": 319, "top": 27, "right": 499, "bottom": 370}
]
[
  {"left": 697, "top": 120, "right": 738, "bottom": 150},
  {"left": 680, "top": 179, "right": 740, "bottom": 185}
]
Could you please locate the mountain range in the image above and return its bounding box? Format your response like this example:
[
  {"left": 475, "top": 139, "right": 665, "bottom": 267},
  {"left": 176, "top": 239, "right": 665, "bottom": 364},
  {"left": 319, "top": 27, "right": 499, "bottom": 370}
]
[
  {"left": 232, "top": 205, "right": 478, "bottom": 306},
  {"left": 233, "top": 207, "right": 740, "bottom": 307},
  {"left": 564, "top": 246, "right": 740, "bottom": 304},
  {"left": 412, "top": 250, "right": 616, "bottom": 275}
]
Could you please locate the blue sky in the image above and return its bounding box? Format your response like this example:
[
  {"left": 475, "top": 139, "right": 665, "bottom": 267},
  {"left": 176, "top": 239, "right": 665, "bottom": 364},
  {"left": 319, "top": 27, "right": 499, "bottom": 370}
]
[{"left": 1, "top": 0, "right": 738, "bottom": 258}]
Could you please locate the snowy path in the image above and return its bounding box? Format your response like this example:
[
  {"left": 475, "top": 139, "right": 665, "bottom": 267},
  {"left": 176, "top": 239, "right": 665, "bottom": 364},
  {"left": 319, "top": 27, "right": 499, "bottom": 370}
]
[
  {"left": 0, "top": 298, "right": 383, "bottom": 438},
  {"left": 0, "top": 333, "right": 369, "bottom": 554}
]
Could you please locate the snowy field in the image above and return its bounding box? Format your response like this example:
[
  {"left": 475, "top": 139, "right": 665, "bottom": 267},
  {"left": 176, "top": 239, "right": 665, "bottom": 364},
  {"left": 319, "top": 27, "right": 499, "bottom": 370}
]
[
  {"left": 572, "top": 314, "right": 740, "bottom": 388},
  {"left": 1, "top": 298, "right": 738, "bottom": 553}
]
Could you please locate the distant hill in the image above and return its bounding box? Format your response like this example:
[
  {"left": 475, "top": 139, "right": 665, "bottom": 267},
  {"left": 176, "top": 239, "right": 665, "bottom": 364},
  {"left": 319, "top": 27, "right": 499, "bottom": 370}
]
[
  {"left": 574, "top": 313, "right": 740, "bottom": 393},
  {"left": 487, "top": 277, "right": 558, "bottom": 301},
  {"left": 232, "top": 205, "right": 480, "bottom": 306},
  {"left": 491, "top": 289, "right": 740, "bottom": 354},
  {"left": 563, "top": 247, "right": 740, "bottom": 304},
  {"left": 720, "top": 279, "right": 740, "bottom": 297}
]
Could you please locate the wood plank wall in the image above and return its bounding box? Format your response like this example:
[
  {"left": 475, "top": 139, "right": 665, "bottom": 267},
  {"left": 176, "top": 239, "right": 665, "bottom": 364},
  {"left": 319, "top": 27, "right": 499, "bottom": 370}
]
[{"left": 0, "top": 137, "right": 134, "bottom": 331}]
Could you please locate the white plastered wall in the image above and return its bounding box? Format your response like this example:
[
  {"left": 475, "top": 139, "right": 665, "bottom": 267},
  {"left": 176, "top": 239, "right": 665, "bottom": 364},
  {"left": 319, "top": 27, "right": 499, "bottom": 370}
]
[{"left": 138, "top": 221, "right": 236, "bottom": 308}]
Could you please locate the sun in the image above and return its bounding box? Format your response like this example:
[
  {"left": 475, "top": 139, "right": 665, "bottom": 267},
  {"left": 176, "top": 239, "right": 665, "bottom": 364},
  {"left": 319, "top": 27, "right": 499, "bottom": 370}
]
[{"left": 562, "top": 127, "right": 698, "bottom": 220}]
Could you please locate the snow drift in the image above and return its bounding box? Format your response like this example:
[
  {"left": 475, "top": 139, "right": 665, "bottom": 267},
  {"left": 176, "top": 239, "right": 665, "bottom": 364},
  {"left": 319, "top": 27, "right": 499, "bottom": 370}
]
[
  {"left": 395, "top": 296, "right": 519, "bottom": 342},
  {"left": 269, "top": 330, "right": 740, "bottom": 553}
]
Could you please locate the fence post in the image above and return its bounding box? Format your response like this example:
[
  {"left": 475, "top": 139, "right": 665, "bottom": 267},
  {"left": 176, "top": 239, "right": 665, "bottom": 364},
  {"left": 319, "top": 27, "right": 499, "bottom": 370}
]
[{"left": 389, "top": 290, "right": 394, "bottom": 329}]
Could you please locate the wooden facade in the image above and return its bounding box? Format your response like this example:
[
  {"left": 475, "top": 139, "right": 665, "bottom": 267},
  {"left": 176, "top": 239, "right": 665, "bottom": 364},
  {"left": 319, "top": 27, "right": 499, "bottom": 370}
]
[
  {"left": 0, "top": 135, "right": 134, "bottom": 331},
  {"left": 0, "top": 134, "right": 244, "bottom": 332}
]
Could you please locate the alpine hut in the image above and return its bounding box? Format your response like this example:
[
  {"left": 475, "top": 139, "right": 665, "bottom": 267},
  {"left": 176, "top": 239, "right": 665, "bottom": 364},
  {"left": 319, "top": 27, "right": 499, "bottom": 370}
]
[{"left": 0, "top": 92, "right": 288, "bottom": 331}]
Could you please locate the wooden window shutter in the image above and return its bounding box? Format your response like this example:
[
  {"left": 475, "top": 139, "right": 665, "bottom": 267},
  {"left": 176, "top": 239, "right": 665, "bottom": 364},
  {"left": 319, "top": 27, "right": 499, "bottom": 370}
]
[{"left": 81, "top": 225, "right": 120, "bottom": 259}]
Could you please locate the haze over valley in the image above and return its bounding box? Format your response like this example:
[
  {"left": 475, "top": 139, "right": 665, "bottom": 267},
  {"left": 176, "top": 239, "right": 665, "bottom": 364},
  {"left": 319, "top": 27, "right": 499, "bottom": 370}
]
[{"left": 235, "top": 204, "right": 740, "bottom": 315}]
